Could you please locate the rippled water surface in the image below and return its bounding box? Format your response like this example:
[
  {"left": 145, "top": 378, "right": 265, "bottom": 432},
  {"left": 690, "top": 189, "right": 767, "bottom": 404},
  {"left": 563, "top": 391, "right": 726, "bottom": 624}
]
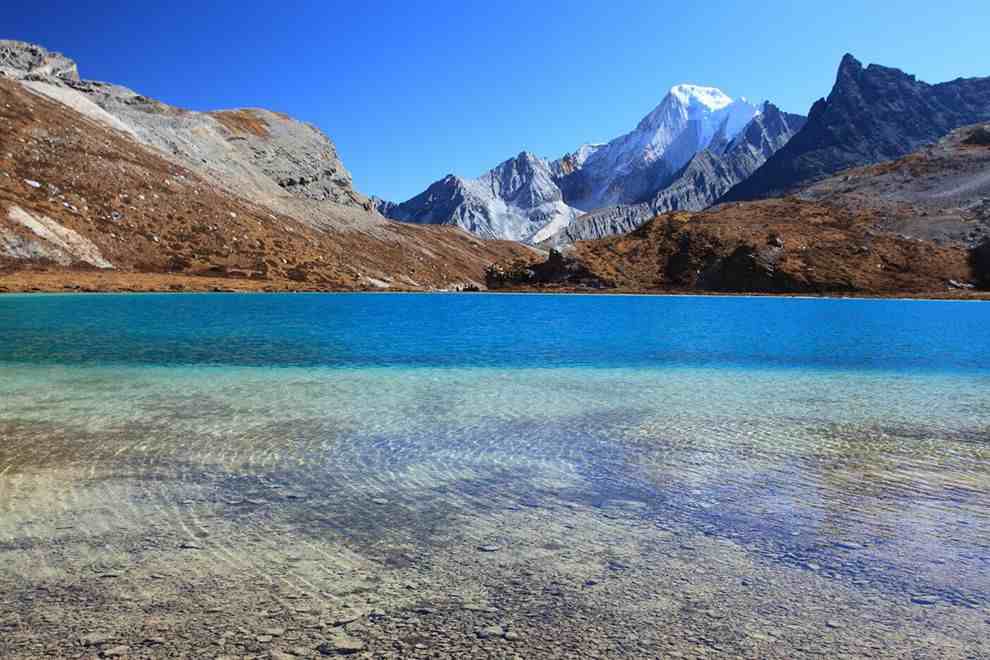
[{"left": 1, "top": 293, "right": 989, "bottom": 659}]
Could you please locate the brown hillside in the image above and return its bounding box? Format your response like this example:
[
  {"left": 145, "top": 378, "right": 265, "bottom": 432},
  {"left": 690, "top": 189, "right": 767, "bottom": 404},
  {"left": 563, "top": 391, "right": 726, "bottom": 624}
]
[
  {"left": 566, "top": 199, "right": 976, "bottom": 294},
  {"left": 0, "top": 78, "right": 532, "bottom": 292}
]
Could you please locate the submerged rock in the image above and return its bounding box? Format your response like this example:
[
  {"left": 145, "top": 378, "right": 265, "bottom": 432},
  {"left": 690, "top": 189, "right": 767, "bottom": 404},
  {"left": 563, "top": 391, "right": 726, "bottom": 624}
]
[
  {"left": 476, "top": 625, "right": 505, "bottom": 639},
  {"left": 318, "top": 636, "right": 366, "bottom": 655},
  {"left": 80, "top": 632, "right": 112, "bottom": 647}
]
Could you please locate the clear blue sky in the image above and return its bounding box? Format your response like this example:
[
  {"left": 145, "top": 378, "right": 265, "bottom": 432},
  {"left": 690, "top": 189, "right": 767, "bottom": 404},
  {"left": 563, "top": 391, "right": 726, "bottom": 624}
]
[{"left": 7, "top": 1, "right": 990, "bottom": 201}]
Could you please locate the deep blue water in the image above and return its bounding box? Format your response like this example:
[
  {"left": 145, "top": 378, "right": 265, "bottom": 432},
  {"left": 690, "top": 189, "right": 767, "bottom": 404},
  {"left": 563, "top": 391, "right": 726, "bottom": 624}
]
[{"left": 1, "top": 292, "right": 988, "bottom": 372}]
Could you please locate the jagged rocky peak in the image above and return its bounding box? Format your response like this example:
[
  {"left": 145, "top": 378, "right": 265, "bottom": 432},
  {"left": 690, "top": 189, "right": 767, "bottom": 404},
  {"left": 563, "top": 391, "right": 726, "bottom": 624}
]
[
  {"left": 638, "top": 84, "right": 757, "bottom": 150},
  {"left": 834, "top": 53, "right": 866, "bottom": 85},
  {"left": 551, "top": 143, "right": 604, "bottom": 178},
  {"left": 381, "top": 151, "right": 580, "bottom": 243},
  {"left": 0, "top": 40, "right": 79, "bottom": 81},
  {"left": 722, "top": 53, "right": 990, "bottom": 202},
  {"left": 485, "top": 151, "right": 561, "bottom": 206},
  {"left": 830, "top": 52, "right": 919, "bottom": 95},
  {"left": 556, "top": 83, "right": 761, "bottom": 211},
  {"left": 668, "top": 84, "right": 734, "bottom": 108},
  {"left": 729, "top": 102, "right": 802, "bottom": 155}
]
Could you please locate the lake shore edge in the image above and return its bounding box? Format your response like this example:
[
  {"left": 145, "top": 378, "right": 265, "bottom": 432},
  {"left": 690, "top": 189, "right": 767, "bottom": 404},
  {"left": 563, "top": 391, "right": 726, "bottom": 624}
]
[{"left": 1, "top": 270, "right": 988, "bottom": 301}]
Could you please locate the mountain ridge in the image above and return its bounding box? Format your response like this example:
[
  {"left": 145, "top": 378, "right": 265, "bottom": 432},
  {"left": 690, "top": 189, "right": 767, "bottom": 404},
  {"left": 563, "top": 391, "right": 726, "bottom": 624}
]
[
  {"left": 485, "top": 123, "right": 990, "bottom": 295},
  {"left": 721, "top": 54, "right": 990, "bottom": 201}
]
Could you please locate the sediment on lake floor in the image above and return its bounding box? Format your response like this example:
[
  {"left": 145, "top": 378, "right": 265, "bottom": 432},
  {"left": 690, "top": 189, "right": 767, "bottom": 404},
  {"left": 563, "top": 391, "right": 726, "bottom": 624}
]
[{"left": 2, "top": 359, "right": 989, "bottom": 658}]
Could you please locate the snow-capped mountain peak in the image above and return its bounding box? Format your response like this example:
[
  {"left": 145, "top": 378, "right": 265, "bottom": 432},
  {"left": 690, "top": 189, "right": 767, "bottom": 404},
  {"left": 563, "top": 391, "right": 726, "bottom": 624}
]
[
  {"left": 668, "top": 84, "right": 734, "bottom": 110},
  {"left": 564, "top": 85, "right": 760, "bottom": 208},
  {"left": 378, "top": 83, "right": 795, "bottom": 244}
]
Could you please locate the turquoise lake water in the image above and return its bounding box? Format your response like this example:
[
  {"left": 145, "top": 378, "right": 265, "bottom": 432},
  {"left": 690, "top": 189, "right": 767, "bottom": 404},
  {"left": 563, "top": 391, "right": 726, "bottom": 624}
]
[{"left": 1, "top": 293, "right": 989, "bottom": 657}]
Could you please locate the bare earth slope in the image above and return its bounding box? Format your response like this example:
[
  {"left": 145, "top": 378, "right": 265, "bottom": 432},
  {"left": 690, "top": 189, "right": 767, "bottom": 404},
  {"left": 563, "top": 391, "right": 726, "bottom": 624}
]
[
  {"left": 797, "top": 124, "right": 990, "bottom": 247},
  {"left": 0, "top": 43, "right": 532, "bottom": 292}
]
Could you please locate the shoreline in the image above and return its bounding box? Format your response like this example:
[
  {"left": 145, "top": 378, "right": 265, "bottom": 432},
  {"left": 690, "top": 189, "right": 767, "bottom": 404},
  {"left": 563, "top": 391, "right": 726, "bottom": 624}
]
[{"left": 1, "top": 270, "right": 988, "bottom": 301}]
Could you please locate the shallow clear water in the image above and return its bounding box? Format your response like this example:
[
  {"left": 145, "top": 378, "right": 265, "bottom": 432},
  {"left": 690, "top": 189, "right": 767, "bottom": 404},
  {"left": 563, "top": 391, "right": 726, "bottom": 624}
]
[{"left": 1, "top": 293, "right": 989, "bottom": 658}]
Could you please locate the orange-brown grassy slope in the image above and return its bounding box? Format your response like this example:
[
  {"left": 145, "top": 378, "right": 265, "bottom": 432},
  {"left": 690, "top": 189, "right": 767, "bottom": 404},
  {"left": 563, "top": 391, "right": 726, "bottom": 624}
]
[
  {"left": 0, "top": 78, "right": 532, "bottom": 292},
  {"left": 571, "top": 200, "right": 974, "bottom": 294}
]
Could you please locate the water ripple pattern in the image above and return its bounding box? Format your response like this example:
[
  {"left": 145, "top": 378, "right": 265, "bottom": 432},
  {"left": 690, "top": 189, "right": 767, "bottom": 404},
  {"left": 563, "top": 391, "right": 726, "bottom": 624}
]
[{"left": 1, "top": 293, "right": 989, "bottom": 658}]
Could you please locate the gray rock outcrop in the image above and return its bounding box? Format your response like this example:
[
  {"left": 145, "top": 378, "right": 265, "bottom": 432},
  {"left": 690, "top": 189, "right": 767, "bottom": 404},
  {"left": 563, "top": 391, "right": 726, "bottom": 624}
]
[{"left": 0, "top": 40, "right": 78, "bottom": 81}]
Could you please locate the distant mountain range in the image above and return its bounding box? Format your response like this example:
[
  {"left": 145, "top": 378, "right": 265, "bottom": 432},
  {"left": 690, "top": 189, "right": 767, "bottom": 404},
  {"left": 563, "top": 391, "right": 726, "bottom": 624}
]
[
  {"left": 378, "top": 54, "right": 990, "bottom": 247},
  {"left": 376, "top": 85, "right": 802, "bottom": 243},
  {"left": 489, "top": 123, "right": 990, "bottom": 294}
]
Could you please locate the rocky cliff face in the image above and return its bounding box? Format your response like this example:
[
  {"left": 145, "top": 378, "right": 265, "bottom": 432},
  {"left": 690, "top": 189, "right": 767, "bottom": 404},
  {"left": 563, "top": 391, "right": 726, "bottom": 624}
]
[
  {"left": 722, "top": 54, "right": 990, "bottom": 202},
  {"left": 0, "top": 40, "right": 78, "bottom": 81},
  {"left": 209, "top": 109, "right": 367, "bottom": 208},
  {"left": 543, "top": 104, "right": 806, "bottom": 245}
]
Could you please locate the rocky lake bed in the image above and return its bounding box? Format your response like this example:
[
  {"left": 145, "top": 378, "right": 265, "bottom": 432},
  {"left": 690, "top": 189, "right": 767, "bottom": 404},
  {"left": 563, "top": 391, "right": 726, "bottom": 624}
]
[{"left": 2, "top": 293, "right": 989, "bottom": 658}]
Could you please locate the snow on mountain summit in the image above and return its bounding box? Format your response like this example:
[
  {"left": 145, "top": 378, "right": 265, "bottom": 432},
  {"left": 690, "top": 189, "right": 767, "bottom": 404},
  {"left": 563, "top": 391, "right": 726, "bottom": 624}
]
[
  {"left": 380, "top": 83, "right": 781, "bottom": 243},
  {"left": 572, "top": 84, "right": 759, "bottom": 209},
  {"left": 668, "top": 84, "right": 734, "bottom": 110}
]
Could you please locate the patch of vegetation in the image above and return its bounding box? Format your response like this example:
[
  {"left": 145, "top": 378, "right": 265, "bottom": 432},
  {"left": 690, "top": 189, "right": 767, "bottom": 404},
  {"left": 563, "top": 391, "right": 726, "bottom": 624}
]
[
  {"left": 210, "top": 110, "right": 271, "bottom": 138},
  {"left": 485, "top": 250, "right": 609, "bottom": 290},
  {"left": 484, "top": 258, "right": 534, "bottom": 289}
]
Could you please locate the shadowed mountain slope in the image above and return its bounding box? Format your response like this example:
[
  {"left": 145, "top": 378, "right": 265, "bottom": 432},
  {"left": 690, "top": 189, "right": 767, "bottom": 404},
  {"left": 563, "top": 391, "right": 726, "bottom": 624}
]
[{"left": 722, "top": 54, "right": 990, "bottom": 202}]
